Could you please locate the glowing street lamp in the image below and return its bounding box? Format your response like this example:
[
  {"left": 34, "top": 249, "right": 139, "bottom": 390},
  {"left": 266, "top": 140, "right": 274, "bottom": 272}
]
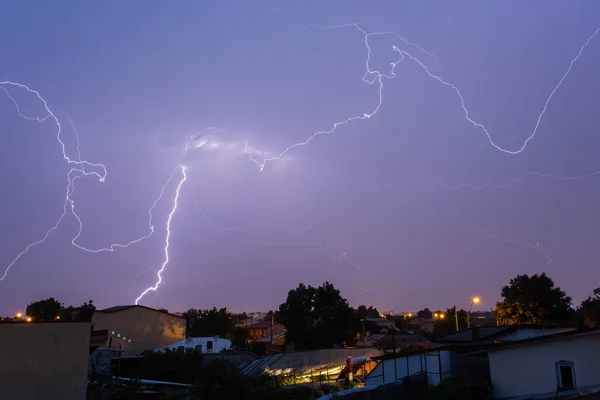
[
  {"left": 26, "top": 317, "right": 32, "bottom": 322},
  {"left": 15, "top": 312, "right": 22, "bottom": 319},
  {"left": 467, "top": 296, "right": 481, "bottom": 328}
]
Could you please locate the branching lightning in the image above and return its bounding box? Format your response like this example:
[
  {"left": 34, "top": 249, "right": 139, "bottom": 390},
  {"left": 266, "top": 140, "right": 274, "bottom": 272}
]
[
  {"left": 2, "top": 18, "right": 598, "bottom": 304},
  {"left": 244, "top": 23, "right": 599, "bottom": 171},
  {"left": 0, "top": 82, "right": 183, "bottom": 283},
  {"left": 135, "top": 166, "right": 187, "bottom": 304},
  {"left": 452, "top": 221, "right": 553, "bottom": 270}
]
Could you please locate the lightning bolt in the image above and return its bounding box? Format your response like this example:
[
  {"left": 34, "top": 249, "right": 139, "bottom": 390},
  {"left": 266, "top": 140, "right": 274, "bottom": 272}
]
[
  {"left": 446, "top": 170, "right": 600, "bottom": 191},
  {"left": 135, "top": 166, "right": 187, "bottom": 305},
  {"left": 452, "top": 221, "right": 553, "bottom": 270},
  {"left": 0, "top": 81, "right": 105, "bottom": 281},
  {"left": 244, "top": 23, "right": 436, "bottom": 171},
  {"left": 244, "top": 23, "right": 599, "bottom": 171}
]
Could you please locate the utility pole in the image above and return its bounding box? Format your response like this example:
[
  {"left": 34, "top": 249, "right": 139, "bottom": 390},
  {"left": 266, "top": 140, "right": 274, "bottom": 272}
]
[
  {"left": 454, "top": 306, "right": 459, "bottom": 332},
  {"left": 270, "top": 311, "right": 274, "bottom": 344}
]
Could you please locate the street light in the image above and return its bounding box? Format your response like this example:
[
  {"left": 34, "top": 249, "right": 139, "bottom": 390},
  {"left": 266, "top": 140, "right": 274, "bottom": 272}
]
[
  {"left": 467, "top": 296, "right": 481, "bottom": 328},
  {"left": 26, "top": 317, "right": 32, "bottom": 323},
  {"left": 15, "top": 312, "right": 22, "bottom": 319}
]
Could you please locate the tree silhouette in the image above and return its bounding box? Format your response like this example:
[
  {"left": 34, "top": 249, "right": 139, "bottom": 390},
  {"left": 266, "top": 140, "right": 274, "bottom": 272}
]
[
  {"left": 580, "top": 288, "right": 600, "bottom": 328},
  {"left": 276, "top": 282, "right": 354, "bottom": 350},
  {"left": 496, "top": 273, "right": 573, "bottom": 325},
  {"left": 26, "top": 297, "right": 62, "bottom": 321}
]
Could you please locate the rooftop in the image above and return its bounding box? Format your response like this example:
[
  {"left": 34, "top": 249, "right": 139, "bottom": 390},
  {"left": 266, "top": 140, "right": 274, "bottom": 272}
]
[{"left": 96, "top": 305, "right": 184, "bottom": 319}]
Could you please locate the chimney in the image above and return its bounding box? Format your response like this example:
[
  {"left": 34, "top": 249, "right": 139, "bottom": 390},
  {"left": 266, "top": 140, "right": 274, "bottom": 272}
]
[{"left": 471, "top": 327, "right": 480, "bottom": 342}]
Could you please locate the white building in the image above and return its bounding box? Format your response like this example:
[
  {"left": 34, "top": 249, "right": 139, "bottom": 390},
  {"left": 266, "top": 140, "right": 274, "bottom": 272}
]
[
  {"left": 365, "top": 325, "right": 584, "bottom": 391},
  {"left": 487, "top": 330, "right": 600, "bottom": 399}
]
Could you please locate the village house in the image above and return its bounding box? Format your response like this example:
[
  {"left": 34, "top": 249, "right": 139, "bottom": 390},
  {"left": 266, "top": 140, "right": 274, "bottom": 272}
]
[
  {"left": 364, "top": 324, "right": 590, "bottom": 395},
  {"left": 247, "top": 319, "right": 285, "bottom": 342}
]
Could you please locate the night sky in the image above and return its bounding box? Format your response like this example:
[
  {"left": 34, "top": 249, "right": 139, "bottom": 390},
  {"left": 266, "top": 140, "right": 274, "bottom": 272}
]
[{"left": 1, "top": 1, "right": 600, "bottom": 316}]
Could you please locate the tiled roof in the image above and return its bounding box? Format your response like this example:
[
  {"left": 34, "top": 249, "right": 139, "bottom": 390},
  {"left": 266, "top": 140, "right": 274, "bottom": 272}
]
[
  {"left": 248, "top": 320, "right": 275, "bottom": 329},
  {"left": 435, "top": 326, "right": 512, "bottom": 342},
  {"left": 153, "top": 337, "right": 232, "bottom": 354}
]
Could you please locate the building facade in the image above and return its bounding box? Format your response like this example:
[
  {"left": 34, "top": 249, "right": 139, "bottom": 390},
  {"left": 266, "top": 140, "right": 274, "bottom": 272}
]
[
  {"left": 92, "top": 305, "right": 186, "bottom": 355},
  {"left": 487, "top": 331, "right": 600, "bottom": 399},
  {"left": 0, "top": 321, "right": 92, "bottom": 400}
]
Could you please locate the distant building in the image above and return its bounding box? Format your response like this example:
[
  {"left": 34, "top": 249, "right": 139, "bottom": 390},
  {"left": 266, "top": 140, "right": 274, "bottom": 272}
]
[
  {"left": 247, "top": 319, "right": 285, "bottom": 342},
  {"left": 354, "top": 333, "right": 428, "bottom": 351},
  {"left": 153, "top": 336, "right": 232, "bottom": 354},
  {"left": 92, "top": 305, "right": 186, "bottom": 355},
  {"left": 0, "top": 321, "right": 100, "bottom": 400},
  {"left": 365, "top": 318, "right": 395, "bottom": 332},
  {"left": 407, "top": 317, "right": 437, "bottom": 333}
]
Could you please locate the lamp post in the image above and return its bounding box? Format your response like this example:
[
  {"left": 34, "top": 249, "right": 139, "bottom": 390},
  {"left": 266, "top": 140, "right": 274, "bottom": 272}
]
[
  {"left": 467, "top": 296, "right": 481, "bottom": 328},
  {"left": 360, "top": 319, "right": 365, "bottom": 348}
]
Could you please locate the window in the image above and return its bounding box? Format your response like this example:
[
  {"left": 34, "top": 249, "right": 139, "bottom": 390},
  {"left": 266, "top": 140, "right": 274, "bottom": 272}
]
[{"left": 555, "top": 361, "right": 576, "bottom": 390}]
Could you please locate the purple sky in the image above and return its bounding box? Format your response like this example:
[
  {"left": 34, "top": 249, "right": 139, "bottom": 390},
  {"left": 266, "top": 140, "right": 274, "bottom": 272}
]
[{"left": 1, "top": 1, "right": 600, "bottom": 316}]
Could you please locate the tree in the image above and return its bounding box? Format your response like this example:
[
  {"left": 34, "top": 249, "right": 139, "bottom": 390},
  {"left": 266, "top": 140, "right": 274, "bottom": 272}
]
[
  {"left": 417, "top": 308, "right": 433, "bottom": 319},
  {"left": 60, "top": 300, "right": 96, "bottom": 321},
  {"left": 579, "top": 288, "right": 600, "bottom": 328},
  {"left": 26, "top": 297, "right": 62, "bottom": 321},
  {"left": 188, "top": 307, "right": 236, "bottom": 339},
  {"left": 496, "top": 273, "right": 573, "bottom": 325},
  {"left": 276, "top": 282, "right": 354, "bottom": 350}
]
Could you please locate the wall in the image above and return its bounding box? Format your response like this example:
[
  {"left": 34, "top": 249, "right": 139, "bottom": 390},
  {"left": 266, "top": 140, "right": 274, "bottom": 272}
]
[
  {"left": 488, "top": 334, "right": 600, "bottom": 399},
  {"left": 0, "top": 322, "right": 91, "bottom": 400},
  {"left": 92, "top": 306, "right": 186, "bottom": 355}
]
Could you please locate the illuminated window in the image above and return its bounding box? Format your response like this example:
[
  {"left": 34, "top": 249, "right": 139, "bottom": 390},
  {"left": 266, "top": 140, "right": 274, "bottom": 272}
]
[{"left": 556, "top": 361, "right": 576, "bottom": 390}]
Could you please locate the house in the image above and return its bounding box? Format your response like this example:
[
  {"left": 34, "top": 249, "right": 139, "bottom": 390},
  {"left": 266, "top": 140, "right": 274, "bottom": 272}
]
[
  {"left": 153, "top": 336, "right": 232, "bottom": 354},
  {"left": 247, "top": 319, "right": 285, "bottom": 342},
  {"left": 407, "top": 317, "right": 437, "bottom": 333},
  {"left": 255, "top": 331, "right": 286, "bottom": 354},
  {"left": 92, "top": 305, "right": 186, "bottom": 355},
  {"left": 354, "top": 333, "right": 429, "bottom": 351},
  {"left": 485, "top": 329, "right": 600, "bottom": 399},
  {"left": 469, "top": 311, "right": 497, "bottom": 327},
  {"left": 365, "top": 325, "right": 583, "bottom": 390},
  {"left": 0, "top": 321, "right": 95, "bottom": 400},
  {"left": 364, "top": 318, "right": 395, "bottom": 332}
]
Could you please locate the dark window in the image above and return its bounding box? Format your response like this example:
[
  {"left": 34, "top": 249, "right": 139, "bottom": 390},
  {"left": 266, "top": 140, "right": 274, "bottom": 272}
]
[
  {"left": 555, "top": 361, "right": 576, "bottom": 390},
  {"left": 207, "top": 340, "right": 213, "bottom": 353}
]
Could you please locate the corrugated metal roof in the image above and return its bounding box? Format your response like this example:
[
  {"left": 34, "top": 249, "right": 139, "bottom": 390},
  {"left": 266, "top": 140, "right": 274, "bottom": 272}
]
[
  {"left": 153, "top": 337, "right": 231, "bottom": 354},
  {"left": 239, "top": 353, "right": 284, "bottom": 376}
]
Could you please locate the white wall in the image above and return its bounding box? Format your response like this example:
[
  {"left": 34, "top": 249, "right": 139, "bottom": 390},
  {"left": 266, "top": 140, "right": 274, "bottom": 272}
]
[
  {"left": 488, "top": 334, "right": 600, "bottom": 399},
  {"left": 365, "top": 350, "right": 451, "bottom": 387},
  {"left": 498, "top": 327, "right": 575, "bottom": 341}
]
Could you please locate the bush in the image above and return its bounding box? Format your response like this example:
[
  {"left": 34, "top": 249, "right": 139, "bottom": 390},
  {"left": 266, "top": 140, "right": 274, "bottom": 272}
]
[{"left": 426, "top": 376, "right": 493, "bottom": 400}]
